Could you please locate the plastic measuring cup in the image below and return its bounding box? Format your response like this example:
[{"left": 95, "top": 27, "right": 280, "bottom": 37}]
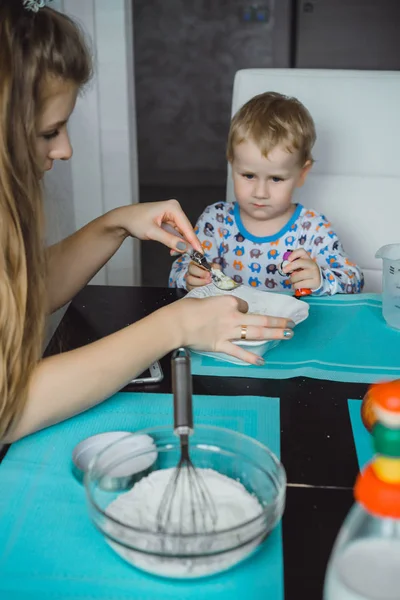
[{"left": 376, "top": 244, "right": 400, "bottom": 330}]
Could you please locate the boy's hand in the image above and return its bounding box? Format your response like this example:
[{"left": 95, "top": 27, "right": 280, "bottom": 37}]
[
  {"left": 186, "top": 262, "right": 212, "bottom": 291},
  {"left": 186, "top": 262, "right": 222, "bottom": 291},
  {"left": 283, "top": 248, "right": 321, "bottom": 291}
]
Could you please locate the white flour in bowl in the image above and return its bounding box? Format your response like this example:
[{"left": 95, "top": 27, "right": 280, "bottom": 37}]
[{"left": 104, "top": 467, "right": 264, "bottom": 578}]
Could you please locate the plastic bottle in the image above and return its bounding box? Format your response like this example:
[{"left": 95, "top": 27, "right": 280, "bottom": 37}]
[
  {"left": 279, "top": 250, "right": 312, "bottom": 298},
  {"left": 323, "top": 381, "right": 400, "bottom": 600}
]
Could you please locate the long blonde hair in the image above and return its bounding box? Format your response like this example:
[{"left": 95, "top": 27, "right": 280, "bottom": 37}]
[{"left": 0, "top": 1, "right": 92, "bottom": 439}]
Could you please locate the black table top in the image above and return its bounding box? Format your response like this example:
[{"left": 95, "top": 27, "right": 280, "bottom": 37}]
[{"left": 7, "top": 286, "right": 371, "bottom": 599}]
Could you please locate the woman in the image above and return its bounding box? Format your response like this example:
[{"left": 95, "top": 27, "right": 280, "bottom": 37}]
[{"left": 0, "top": 0, "right": 293, "bottom": 442}]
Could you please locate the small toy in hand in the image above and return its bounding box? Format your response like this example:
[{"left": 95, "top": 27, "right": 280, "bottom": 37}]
[{"left": 278, "top": 250, "right": 312, "bottom": 298}]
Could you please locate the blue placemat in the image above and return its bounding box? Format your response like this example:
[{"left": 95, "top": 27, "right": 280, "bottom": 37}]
[
  {"left": 191, "top": 294, "right": 400, "bottom": 383},
  {"left": 348, "top": 399, "right": 374, "bottom": 470},
  {"left": 0, "top": 392, "right": 283, "bottom": 600}
]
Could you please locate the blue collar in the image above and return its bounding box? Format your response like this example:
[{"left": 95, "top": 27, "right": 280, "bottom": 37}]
[{"left": 233, "top": 202, "right": 303, "bottom": 243}]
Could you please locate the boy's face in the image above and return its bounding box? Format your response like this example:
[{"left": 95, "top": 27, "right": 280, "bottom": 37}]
[{"left": 231, "top": 138, "right": 311, "bottom": 225}]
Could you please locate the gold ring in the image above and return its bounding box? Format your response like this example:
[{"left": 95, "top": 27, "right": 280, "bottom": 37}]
[{"left": 240, "top": 325, "right": 247, "bottom": 340}]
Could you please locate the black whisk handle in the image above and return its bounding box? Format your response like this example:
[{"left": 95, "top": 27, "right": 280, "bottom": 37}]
[{"left": 171, "top": 348, "right": 193, "bottom": 434}]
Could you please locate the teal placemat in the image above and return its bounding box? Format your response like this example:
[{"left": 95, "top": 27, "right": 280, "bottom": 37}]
[
  {"left": 191, "top": 294, "right": 400, "bottom": 383},
  {"left": 348, "top": 399, "right": 374, "bottom": 470},
  {"left": 0, "top": 392, "right": 283, "bottom": 600}
]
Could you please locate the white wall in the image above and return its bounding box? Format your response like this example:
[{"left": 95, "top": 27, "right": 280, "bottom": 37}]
[
  {"left": 44, "top": 0, "right": 140, "bottom": 343},
  {"left": 44, "top": 159, "right": 76, "bottom": 346}
]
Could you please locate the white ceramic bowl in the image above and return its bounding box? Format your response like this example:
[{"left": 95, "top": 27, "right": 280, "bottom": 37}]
[
  {"left": 72, "top": 432, "right": 157, "bottom": 484},
  {"left": 186, "top": 285, "right": 309, "bottom": 365}
]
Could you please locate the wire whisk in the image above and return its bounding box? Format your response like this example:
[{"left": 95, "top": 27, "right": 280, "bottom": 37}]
[{"left": 156, "top": 348, "right": 217, "bottom": 535}]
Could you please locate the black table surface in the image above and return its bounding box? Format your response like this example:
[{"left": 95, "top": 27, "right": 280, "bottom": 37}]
[{"left": 4, "top": 286, "right": 371, "bottom": 599}]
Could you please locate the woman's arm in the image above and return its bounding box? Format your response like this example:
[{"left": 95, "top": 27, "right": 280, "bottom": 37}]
[
  {"left": 46, "top": 211, "right": 127, "bottom": 313},
  {"left": 3, "top": 296, "right": 293, "bottom": 442},
  {"left": 6, "top": 302, "right": 180, "bottom": 441},
  {"left": 46, "top": 200, "right": 203, "bottom": 313}
]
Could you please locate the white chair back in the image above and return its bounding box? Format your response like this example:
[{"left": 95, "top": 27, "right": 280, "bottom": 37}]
[{"left": 227, "top": 69, "right": 400, "bottom": 292}]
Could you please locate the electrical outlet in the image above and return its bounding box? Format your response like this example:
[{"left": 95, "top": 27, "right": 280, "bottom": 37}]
[{"left": 240, "top": 4, "right": 270, "bottom": 23}]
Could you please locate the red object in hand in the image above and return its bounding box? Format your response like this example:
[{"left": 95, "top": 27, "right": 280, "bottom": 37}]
[
  {"left": 281, "top": 250, "right": 312, "bottom": 298},
  {"left": 294, "top": 288, "right": 312, "bottom": 298}
]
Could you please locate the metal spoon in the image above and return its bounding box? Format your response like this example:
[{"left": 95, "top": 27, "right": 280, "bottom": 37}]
[{"left": 162, "top": 223, "right": 241, "bottom": 291}]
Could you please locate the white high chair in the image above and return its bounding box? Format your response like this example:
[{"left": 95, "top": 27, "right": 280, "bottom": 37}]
[{"left": 227, "top": 69, "right": 400, "bottom": 292}]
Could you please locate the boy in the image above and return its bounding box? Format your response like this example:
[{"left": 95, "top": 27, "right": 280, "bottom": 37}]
[{"left": 169, "top": 92, "right": 363, "bottom": 295}]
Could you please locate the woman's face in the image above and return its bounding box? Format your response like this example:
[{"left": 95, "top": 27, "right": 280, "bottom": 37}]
[{"left": 35, "top": 79, "right": 78, "bottom": 174}]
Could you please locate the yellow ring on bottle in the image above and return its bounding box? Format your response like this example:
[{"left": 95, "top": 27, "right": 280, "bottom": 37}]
[{"left": 372, "top": 456, "right": 400, "bottom": 484}]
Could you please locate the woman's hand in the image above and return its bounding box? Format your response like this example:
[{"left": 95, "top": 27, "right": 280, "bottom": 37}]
[
  {"left": 174, "top": 295, "right": 294, "bottom": 365},
  {"left": 283, "top": 248, "right": 321, "bottom": 291},
  {"left": 114, "top": 200, "right": 202, "bottom": 253}
]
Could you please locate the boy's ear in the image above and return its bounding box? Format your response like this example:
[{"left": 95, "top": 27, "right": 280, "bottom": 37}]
[{"left": 297, "top": 160, "right": 313, "bottom": 188}]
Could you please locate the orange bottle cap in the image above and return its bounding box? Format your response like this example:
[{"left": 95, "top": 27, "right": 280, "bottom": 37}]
[
  {"left": 367, "top": 380, "right": 400, "bottom": 413},
  {"left": 355, "top": 464, "right": 400, "bottom": 518}
]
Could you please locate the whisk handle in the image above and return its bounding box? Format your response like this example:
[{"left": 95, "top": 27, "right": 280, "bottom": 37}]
[{"left": 171, "top": 348, "right": 193, "bottom": 435}]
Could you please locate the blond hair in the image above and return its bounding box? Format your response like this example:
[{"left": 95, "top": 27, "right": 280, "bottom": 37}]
[
  {"left": 227, "top": 92, "right": 316, "bottom": 165},
  {"left": 0, "top": 1, "right": 92, "bottom": 439}
]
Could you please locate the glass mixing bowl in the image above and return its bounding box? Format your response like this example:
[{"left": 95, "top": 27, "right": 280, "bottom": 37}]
[{"left": 84, "top": 425, "right": 286, "bottom": 579}]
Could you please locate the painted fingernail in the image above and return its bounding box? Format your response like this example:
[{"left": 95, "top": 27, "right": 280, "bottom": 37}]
[
  {"left": 256, "top": 357, "right": 265, "bottom": 366},
  {"left": 287, "top": 320, "right": 296, "bottom": 329},
  {"left": 176, "top": 241, "right": 187, "bottom": 251},
  {"left": 283, "top": 329, "right": 294, "bottom": 338}
]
